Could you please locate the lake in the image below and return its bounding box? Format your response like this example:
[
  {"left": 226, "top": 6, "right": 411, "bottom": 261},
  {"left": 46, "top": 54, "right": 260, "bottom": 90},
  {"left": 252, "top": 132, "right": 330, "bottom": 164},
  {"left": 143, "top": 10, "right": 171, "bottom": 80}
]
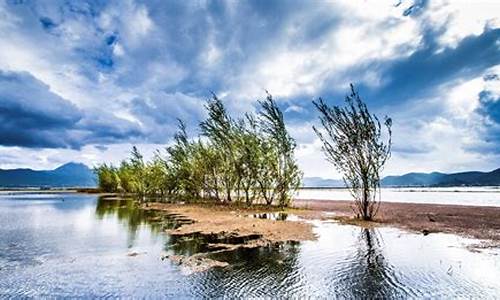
[
  {"left": 296, "top": 186, "right": 500, "bottom": 207},
  {"left": 1, "top": 192, "right": 500, "bottom": 298}
]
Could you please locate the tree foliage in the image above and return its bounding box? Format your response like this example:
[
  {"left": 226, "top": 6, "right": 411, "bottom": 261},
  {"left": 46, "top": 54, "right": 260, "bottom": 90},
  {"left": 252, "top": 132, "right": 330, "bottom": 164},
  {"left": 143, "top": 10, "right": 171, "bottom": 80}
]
[
  {"left": 313, "top": 84, "right": 392, "bottom": 220},
  {"left": 95, "top": 93, "right": 302, "bottom": 207}
]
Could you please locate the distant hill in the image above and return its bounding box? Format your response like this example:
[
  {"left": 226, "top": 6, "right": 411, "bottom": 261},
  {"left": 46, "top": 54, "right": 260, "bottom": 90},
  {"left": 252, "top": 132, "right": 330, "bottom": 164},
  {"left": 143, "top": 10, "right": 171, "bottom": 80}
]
[
  {"left": 381, "top": 172, "right": 447, "bottom": 187},
  {"left": 382, "top": 168, "right": 500, "bottom": 187},
  {"left": 303, "top": 168, "right": 500, "bottom": 188},
  {"left": 302, "top": 177, "right": 344, "bottom": 187},
  {"left": 0, "top": 162, "right": 96, "bottom": 188}
]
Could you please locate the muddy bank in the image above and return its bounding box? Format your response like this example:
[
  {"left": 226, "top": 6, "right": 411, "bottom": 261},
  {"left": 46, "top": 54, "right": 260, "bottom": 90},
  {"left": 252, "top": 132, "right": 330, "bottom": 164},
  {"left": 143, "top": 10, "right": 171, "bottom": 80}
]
[
  {"left": 141, "top": 202, "right": 315, "bottom": 272},
  {"left": 143, "top": 202, "right": 316, "bottom": 242},
  {"left": 294, "top": 199, "right": 500, "bottom": 242}
]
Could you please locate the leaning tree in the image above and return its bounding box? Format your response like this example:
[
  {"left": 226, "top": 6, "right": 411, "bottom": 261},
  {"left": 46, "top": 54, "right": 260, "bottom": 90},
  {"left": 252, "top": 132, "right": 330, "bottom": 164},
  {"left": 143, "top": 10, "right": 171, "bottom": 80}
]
[{"left": 313, "top": 84, "right": 392, "bottom": 220}]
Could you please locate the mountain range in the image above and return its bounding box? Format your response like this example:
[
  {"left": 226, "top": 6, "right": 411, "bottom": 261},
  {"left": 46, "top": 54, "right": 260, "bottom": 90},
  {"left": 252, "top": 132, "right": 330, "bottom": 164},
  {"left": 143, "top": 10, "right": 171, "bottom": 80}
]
[
  {"left": 303, "top": 168, "right": 500, "bottom": 187},
  {"left": 0, "top": 162, "right": 96, "bottom": 188},
  {"left": 381, "top": 168, "right": 500, "bottom": 187}
]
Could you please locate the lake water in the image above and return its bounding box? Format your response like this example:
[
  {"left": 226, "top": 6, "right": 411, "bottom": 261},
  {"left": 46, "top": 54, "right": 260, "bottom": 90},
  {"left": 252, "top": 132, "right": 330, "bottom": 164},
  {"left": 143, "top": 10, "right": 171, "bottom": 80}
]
[
  {"left": 1, "top": 193, "right": 500, "bottom": 298},
  {"left": 296, "top": 186, "right": 500, "bottom": 207}
]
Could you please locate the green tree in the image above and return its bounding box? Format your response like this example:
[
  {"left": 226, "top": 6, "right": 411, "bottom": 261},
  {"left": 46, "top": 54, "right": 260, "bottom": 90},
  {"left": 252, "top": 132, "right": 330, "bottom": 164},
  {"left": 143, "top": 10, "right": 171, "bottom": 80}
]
[
  {"left": 259, "top": 93, "right": 302, "bottom": 207},
  {"left": 200, "top": 94, "right": 238, "bottom": 203},
  {"left": 313, "top": 84, "right": 392, "bottom": 220},
  {"left": 95, "top": 164, "right": 120, "bottom": 192},
  {"left": 117, "top": 161, "right": 135, "bottom": 193}
]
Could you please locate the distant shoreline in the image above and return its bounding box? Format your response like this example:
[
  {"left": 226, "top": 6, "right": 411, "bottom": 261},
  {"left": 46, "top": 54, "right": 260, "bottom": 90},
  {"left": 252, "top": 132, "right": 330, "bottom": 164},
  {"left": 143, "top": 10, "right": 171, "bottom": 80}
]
[{"left": 0, "top": 188, "right": 99, "bottom": 194}]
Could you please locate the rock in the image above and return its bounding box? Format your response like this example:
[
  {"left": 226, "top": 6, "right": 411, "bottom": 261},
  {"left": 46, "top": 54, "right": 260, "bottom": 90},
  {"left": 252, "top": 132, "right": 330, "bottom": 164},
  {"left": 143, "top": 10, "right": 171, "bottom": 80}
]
[
  {"left": 427, "top": 214, "right": 436, "bottom": 222},
  {"left": 422, "top": 229, "right": 430, "bottom": 236},
  {"left": 127, "top": 251, "right": 147, "bottom": 257},
  {"left": 167, "top": 254, "right": 229, "bottom": 273}
]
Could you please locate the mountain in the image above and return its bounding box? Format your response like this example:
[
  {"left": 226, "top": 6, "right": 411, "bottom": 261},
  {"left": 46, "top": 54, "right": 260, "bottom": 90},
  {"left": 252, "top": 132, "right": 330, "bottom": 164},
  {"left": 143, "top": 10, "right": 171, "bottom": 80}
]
[
  {"left": 302, "top": 177, "right": 345, "bottom": 187},
  {"left": 303, "top": 168, "right": 500, "bottom": 188},
  {"left": 381, "top": 172, "right": 447, "bottom": 187},
  {"left": 381, "top": 168, "right": 500, "bottom": 187},
  {"left": 0, "top": 162, "right": 96, "bottom": 188}
]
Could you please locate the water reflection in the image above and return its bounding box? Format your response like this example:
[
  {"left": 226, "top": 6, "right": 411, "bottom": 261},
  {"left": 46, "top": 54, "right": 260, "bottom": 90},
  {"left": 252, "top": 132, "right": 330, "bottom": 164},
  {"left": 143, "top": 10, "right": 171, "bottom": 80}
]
[
  {"left": 190, "top": 242, "right": 304, "bottom": 297},
  {"left": 92, "top": 195, "right": 306, "bottom": 296},
  {"left": 340, "top": 228, "right": 415, "bottom": 298},
  {"left": 94, "top": 196, "right": 164, "bottom": 247},
  {"left": 252, "top": 212, "right": 289, "bottom": 221},
  {"left": 2, "top": 193, "right": 500, "bottom": 298}
]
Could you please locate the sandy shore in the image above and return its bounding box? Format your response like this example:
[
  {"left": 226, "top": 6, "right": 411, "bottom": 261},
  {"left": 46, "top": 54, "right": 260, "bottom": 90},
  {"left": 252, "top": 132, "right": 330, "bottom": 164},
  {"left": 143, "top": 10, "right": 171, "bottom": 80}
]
[
  {"left": 143, "top": 202, "right": 316, "bottom": 242},
  {"left": 294, "top": 199, "right": 500, "bottom": 242}
]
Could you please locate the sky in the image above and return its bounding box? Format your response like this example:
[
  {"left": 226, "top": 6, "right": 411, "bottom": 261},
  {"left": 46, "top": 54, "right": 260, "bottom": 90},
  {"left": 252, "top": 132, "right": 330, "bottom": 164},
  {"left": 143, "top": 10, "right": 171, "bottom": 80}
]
[{"left": 0, "top": 0, "right": 499, "bottom": 179}]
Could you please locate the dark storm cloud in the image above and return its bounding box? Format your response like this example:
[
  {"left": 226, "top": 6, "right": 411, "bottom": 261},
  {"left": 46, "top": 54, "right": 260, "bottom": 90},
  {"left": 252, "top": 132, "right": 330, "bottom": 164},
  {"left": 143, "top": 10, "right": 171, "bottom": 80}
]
[
  {"left": 476, "top": 89, "right": 500, "bottom": 151},
  {"left": 0, "top": 70, "right": 83, "bottom": 148},
  {"left": 0, "top": 70, "right": 144, "bottom": 149}
]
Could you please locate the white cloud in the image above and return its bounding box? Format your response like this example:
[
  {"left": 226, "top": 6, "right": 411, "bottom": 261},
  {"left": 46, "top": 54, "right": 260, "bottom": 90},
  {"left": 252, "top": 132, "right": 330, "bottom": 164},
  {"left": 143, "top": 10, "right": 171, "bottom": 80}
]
[
  {"left": 0, "top": 0, "right": 499, "bottom": 177},
  {"left": 425, "top": 0, "right": 500, "bottom": 48}
]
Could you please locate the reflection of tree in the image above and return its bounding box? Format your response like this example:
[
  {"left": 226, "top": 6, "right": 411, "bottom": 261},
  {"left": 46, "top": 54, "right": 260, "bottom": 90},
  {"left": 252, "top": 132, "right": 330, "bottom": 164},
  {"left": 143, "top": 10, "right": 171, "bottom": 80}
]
[
  {"left": 331, "top": 228, "right": 411, "bottom": 298},
  {"left": 185, "top": 242, "right": 305, "bottom": 297},
  {"left": 353, "top": 229, "right": 391, "bottom": 297},
  {"left": 95, "top": 196, "right": 162, "bottom": 247}
]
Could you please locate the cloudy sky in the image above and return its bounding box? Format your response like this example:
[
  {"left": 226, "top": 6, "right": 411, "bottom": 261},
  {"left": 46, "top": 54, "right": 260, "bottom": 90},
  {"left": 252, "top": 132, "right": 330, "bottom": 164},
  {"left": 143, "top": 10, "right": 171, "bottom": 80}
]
[{"left": 0, "top": 0, "right": 499, "bottom": 178}]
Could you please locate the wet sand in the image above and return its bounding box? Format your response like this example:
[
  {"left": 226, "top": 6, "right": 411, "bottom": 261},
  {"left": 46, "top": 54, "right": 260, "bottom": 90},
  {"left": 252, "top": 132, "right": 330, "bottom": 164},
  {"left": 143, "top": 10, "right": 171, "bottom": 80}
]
[
  {"left": 143, "top": 202, "right": 316, "bottom": 242},
  {"left": 294, "top": 199, "right": 500, "bottom": 242}
]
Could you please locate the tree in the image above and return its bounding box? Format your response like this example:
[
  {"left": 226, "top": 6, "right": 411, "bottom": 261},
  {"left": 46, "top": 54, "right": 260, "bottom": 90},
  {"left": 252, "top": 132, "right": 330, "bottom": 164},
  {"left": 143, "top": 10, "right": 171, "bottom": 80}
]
[
  {"left": 166, "top": 120, "right": 202, "bottom": 200},
  {"left": 129, "top": 146, "right": 145, "bottom": 193},
  {"left": 200, "top": 94, "right": 238, "bottom": 203},
  {"left": 236, "top": 114, "right": 262, "bottom": 205},
  {"left": 259, "top": 92, "right": 302, "bottom": 207},
  {"left": 117, "top": 161, "right": 135, "bottom": 193},
  {"left": 144, "top": 153, "right": 168, "bottom": 198},
  {"left": 313, "top": 84, "right": 392, "bottom": 220},
  {"left": 95, "top": 164, "right": 120, "bottom": 192}
]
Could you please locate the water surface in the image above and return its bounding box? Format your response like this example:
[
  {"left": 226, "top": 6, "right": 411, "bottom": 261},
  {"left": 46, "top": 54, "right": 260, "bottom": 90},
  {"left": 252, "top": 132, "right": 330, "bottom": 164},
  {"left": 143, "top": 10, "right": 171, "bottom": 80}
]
[
  {"left": 296, "top": 186, "right": 500, "bottom": 206},
  {"left": 1, "top": 193, "right": 499, "bottom": 298}
]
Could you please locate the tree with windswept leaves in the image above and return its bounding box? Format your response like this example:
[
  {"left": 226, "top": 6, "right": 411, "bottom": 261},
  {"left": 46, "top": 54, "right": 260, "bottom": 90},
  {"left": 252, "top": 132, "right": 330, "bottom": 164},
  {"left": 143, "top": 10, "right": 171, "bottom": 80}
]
[
  {"left": 259, "top": 92, "right": 302, "bottom": 207},
  {"left": 94, "top": 164, "right": 120, "bottom": 192},
  {"left": 200, "top": 94, "right": 238, "bottom": 203},
  {"left": 313, "top": 84, "right": 392, "bottom": 220},
  {"left": 96, "top": 91, "right": 301, "bottom": 208},
  {"left": 165, "top": 120, "right": 202, "bottom": 200}
]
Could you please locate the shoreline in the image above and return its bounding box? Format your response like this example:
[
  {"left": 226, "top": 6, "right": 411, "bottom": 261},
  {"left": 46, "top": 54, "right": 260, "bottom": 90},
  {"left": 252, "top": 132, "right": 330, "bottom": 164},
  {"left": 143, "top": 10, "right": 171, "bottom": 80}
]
[
  {"left": 142, "top": 202, "right": 316, "bottom": 243},
  {"left": 137, "top": 198, "right": 500, "bottom": 253},
  {"left": 3, "top": 189, "right": 498, "bottom": 243},
  {"left": 141, "top": 198, "right": 500, "bottom": 244},
  {"left": 294, "top": 199, "right": 500, "bottom": 242}
]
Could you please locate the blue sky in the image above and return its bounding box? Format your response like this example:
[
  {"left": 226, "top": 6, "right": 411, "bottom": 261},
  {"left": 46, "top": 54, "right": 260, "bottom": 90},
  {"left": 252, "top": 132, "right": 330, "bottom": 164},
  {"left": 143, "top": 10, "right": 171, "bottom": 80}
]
[{"left": 0, "top": 0, "right": 499, "bottom": 178}]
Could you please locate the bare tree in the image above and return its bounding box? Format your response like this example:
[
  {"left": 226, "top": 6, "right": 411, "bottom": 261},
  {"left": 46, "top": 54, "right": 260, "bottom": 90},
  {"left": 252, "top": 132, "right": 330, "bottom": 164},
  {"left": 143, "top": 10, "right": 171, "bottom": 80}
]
[{"left": 313, "top": 84, "right": 392, "bottom": 220}]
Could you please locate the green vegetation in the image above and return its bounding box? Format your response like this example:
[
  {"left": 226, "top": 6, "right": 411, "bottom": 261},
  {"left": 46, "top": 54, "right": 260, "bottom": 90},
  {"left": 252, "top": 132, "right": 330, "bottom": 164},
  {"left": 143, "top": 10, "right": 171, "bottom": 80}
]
[
  {"left": 95, "top": 93, "right": 302, "bottom": 207},
  {"left": 313, "top": 84, "right": 392, "bottom": 220}
]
